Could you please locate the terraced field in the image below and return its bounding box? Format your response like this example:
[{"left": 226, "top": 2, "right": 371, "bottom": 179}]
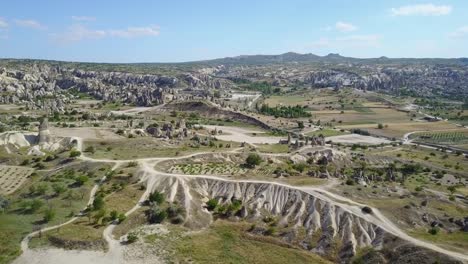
[
  {"left": 168, "top": 163, "right": 248, "bottom": 175},
  {"left": 410, "top": 130, "right": 468, "bottom": 147},
  {"left": 0, "top": 165, "right": 34, "bottom": 195}
]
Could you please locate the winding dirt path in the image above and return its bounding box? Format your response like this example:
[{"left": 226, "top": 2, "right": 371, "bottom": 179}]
[{"left": 14, "top": 135, "right": 468, "bottom": 263}]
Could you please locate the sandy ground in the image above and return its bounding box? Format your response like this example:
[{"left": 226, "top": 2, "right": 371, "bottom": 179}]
[
  {"left": 49, "top": 127, "right": 123, "bottom": 140},
  {"left": 72, "top": 100, "right": 102, "bottom": 105},
  {"left": 110, "top": 104, "right": 165, "bottom": 115},
  {"left": 230, "top": 92, "right": 259, "bottom": 100},
  {"left": 13, "top": 248, "right": 117, "bottom": 264},
  {"left": 204, "top": 125, "right": 284, "bottom": 144},
  {"left": 11, "top": 125, "right": 468, "bottom": 264},
  {"left": 326, "top": 134, "right": 390, "bottom": 145},
  {"left": 0, "top": 104, "right": 22, "bottom": 110}
]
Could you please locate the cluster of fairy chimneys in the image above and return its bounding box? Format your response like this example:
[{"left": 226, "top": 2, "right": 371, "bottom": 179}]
[
  {"left": 146, "top": 119, "right": 190, "bottom": 139},
  {"left": 281, "top": 133, "right": 325, "bottom": 148}
]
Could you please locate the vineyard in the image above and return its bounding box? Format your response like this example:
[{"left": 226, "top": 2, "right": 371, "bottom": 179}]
[
  {"left": 411, "top": 130, "right": 468, "bottom": 145},
  {"left": 168, "top": 163, "right": 248, "bottom": 175},
  {"left": 0, "top": 165, "right": 34, "bottom": 195}
]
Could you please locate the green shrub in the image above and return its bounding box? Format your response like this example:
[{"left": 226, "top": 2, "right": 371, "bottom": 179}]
[
  {"left": 127, "top": 232, "right": 138, "bottom": 243},
  {"left": 148, "top": 191, "right": 165, "bottom": 205},
  {"left": 206, "top": 198, "right": 218, "bottom": 211},
  {"left": 428, "top": 227, "right": 439, "bottom": 235},
  {"left": 70, "top": 150, "right": 81, "bottom": 158},
  {"left": 246, "top": 153, "right": 262, "bottom": 168}
]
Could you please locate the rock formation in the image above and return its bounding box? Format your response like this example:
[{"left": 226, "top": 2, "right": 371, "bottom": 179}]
[
  {"left": 37, "top": 118, "right": 52, "bottom": 144},
  {"left": 143, "top": 174, "right": 462, "bottom": 263}
]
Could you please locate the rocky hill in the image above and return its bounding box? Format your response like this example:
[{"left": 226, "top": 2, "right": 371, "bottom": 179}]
[
  {"left": 1, "top": 53, "right": 467, "bottom": 112},
  {"left": 145, "top": 173, "right": 463, "bottom": 263}
]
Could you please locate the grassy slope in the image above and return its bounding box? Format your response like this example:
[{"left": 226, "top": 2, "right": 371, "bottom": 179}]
[{"left": 157, "top": 221, "right": 332, "bottom": 264}]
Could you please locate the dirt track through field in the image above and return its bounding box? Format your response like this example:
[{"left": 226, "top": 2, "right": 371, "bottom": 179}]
[{"left": 13, "top": 132, "right": 468, "bottom": 264}]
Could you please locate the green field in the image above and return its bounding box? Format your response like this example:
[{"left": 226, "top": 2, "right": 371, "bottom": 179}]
[
  {"left": 83, "top": 137, "right": 241, "bottom": 160},
  {"left": 410, "top": 130, "right": 468, "bottom": 146},
  {"left": 0, "top": 163, "right": 109, "bottom": 264},
  {"left": 306, "top": 128, "right": 349, "bottom": 137},
  {"left": 147, "top": 220, "right": 332, "bottom": 264}
]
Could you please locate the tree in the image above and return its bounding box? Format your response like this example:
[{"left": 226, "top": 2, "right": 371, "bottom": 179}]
[
  {"left": 148, "top": 191, "right": 165, "bottom": 205},
  {"left": 246, "top": 153, "right": 262, "bottom": 168},
  {"left": 0, "top": 196, "right": 10, "bottom": 213},
  {"left": 70, "top": 150, "right": 81, "bottom": 158},
  {"left": 377, "top": 123, "right": 384, "bottom": 129},
  {"left": 110, "top": 210, "right": 119, "bottom": 220},
  {"left": 93, "top": 195, "right": 105, "bottom": 210},
  {"left": 20, "top": 199, "right": 43, "bottom": 213},
  {"left": 428, "top": 227, "right": 439, "bottom": 235},
  {"left": 447, "top": 185, "right": 457, "bottom": 194},
  {"left": 117, "top": 213, "right": 127, "bottom": 223},
  {"left": 84, "top": 146, "right": 95, "bottom": 153},
  {"left": 93, "top": 208, "right": 107, "bottom": 224},
  {"left": 75, "top": 175, "right": 89, "bottom": 186},
  {"left": 206, "top": 198, "right": 218, "bottom": 211},
  {"left": 297, "top": 121, "right": 305, "bottom": 129},
  {"left": 36, "top": 183, "right": 49, "bottom": 196},
  {"left": 147, "top": 205, "right": 167, "bottom": 224},
  {"left": 43, "top": 208, "right": 56, "bottom": 222},
  {"left": 292, "top": 163, "right": 307, "bottom": 173},
  {"left": 52, "top": 183, "right": 66, "bottom": 196}
]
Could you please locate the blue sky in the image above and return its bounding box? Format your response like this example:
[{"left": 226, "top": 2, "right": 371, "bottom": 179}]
[{"left": 0, "top": 0, "right": 467, "bottom": 62}]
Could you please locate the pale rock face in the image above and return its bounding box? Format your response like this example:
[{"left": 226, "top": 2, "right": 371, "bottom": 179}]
[
  {"left": 27, "top": 145, "right": 45, "bottom": 156},
  {"left": 144, "top": 174, "right": 389, "bottom": 261},
  {"left": 0, "top": 132, "right": 31, "bottom": 148},
  {"left": 289, "top": 153, "right": 307, "bottom": 164},
  {"left": 0, "top": 64, "right": 231, "bottom": 112}
]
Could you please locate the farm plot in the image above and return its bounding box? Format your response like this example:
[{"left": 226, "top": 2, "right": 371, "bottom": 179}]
[
  {"left": 168, "top": 163, "right": 248, "bottom": 175},
  {"left": 0, "top": 165, "right": 34, "bottom": 194},
  {"left": 410, "top": 130, "right": 468, "bottom": 146}
]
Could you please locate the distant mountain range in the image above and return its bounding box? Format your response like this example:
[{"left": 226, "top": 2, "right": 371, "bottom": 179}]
[
  {"left": 194, "top": 52, "right": 468, "bottom": 65},
  {"left": 1, "top": 52, "right": 468, "bottom": 66}
]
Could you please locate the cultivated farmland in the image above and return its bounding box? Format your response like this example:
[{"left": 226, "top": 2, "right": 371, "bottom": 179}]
[
  {"left": 410, "top": 130, "right": 468, "bottom": 149},
  {"left": 0, "top": 165, "right": 34, "bottom": 195}
]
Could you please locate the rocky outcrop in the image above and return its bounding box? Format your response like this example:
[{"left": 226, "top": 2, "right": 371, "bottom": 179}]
[
  {"left": 0, "top": 132, "right": 32, "bottom": 147},
  {"left": 218, "top": 64, "right": 468, "bottom": 98},
  {"left": 37, "top": 118, "right": 52, "bottom": 144},
  {"left": 0, "top": 63, "right": 233, "bottom": 111},
  {"left": 144, "top": 174, "right": 462, "bottom": 263}
]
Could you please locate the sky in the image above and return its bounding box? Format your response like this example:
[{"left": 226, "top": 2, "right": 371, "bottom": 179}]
[{"left": 0, "top": 0, "right": 467, "bottom": 62}]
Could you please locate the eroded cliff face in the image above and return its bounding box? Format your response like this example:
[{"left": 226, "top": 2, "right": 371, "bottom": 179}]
[
  {"left": 0, "top": 64, "right": 230, "bottom": 111},
  {"left": 142, "top": 174, "right": 462, "bottom": 263},
  {"left": 218, "top": 64, "right": 468, "bottom": 98},
  {"left": 1, "top": 60, "right": 467, "bottom": 113}
]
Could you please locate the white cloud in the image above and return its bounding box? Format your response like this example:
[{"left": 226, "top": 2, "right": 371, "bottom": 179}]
[
  {"left": 335, "top": 21, "right": 357, "bottom": 32},
  {"left": 71, "top": 16, "right": 96, "bottom": 22},
  {"left": 15, "top": 19, "right": 47, "bottom": 30},
  {"left": 52, "top": 24, "right": 160, "bottom": 44},
  {"left": 0, "top": 17, "right": 8, "bottom": 28},
  {"left": 108, "top": 25, "right": 160, "bottom": 38},
  {"left": 449, "top": 26, "right": 468, "bottom": 38},
  {"left": 390, "top": 4, "right": 452, "bottom": 16}
]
